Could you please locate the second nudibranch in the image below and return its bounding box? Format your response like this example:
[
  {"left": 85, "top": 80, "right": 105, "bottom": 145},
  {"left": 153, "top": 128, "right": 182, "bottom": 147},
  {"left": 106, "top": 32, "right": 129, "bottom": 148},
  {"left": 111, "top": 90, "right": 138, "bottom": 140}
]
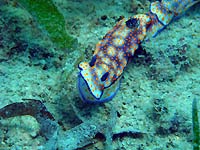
[{"left": 78, "top": 0, "right": 200, "bottom": 103}]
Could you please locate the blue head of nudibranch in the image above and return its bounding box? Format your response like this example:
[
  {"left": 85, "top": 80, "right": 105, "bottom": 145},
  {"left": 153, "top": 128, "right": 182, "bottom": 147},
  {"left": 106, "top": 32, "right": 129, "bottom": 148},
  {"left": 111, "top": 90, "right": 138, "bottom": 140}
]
[{"left": 77, "top": 55, "right": 120, "bottom": 103}]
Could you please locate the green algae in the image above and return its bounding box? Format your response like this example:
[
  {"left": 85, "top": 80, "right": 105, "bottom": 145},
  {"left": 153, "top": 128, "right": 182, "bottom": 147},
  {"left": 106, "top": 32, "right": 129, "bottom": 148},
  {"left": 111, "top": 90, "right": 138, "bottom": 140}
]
[
  {"left": 18, "top": 0, "right": 75, "bottom": 49},
  {"left": 192, "top": 98, "right": 199, "bottom": 150}
]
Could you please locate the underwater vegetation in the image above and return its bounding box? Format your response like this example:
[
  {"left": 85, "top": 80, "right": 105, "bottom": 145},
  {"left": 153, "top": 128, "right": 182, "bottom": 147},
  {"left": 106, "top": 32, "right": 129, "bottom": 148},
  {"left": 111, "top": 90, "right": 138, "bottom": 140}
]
[
  {"left": 18, "top": 0, "right": 75, "bottom": 49},
  {"left": 192, "top": 98, "right": 199, "bottom": 150}
]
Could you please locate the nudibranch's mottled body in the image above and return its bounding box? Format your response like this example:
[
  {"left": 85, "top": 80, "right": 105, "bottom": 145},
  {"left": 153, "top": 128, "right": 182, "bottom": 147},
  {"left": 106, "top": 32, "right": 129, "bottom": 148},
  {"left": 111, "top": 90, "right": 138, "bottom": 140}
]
[{"left": 78, "top": 0, "right": 200, "bottom": 103}]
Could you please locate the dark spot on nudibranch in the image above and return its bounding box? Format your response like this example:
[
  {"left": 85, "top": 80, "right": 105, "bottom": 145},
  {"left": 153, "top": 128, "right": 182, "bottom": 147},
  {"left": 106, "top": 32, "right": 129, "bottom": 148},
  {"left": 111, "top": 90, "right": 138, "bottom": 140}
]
[
  {"left": 126, "top": 18, "right": 138, "bottom": 29},
  {"left": 89, "top": 55, "right": 97, "bottom": 67},
  {"left": 101, "top": 72, "right": 109, "bottom": 82}
]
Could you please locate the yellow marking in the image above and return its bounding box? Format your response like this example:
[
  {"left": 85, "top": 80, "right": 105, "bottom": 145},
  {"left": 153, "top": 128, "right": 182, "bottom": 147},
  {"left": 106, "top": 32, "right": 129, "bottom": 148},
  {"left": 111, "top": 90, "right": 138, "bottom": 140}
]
[
  {"left": 138, "top": 34, "right": 145, "bottom": 41},
  {"left": 118, "top": 51, "right": 124, "bottom": 60},
  {"left": 98, "top": 70, "right": 103, "bottom": 76},
  {"left": 107, "top": 46, "right": 116, "bottom": 56},
  {"left": 117, "top": 70, "right": 121, "bottom": 76},
  {"left": 102, "top": 57, "right": 110, "bottom": 64},
  {"left": 113, "top": 37, "right": 125, "bottom": 46},
  {"left": 101, "top": 64, "right": 109, "bottom": 71},
  {"left": 98, "top": 51, "right": 104, "bottom": 57},
  {"left": 105, "top": 80, "right": 110, "bottom": 85},
  {"left": 113, "top": 26, "right": 129, "bottom": 37}
]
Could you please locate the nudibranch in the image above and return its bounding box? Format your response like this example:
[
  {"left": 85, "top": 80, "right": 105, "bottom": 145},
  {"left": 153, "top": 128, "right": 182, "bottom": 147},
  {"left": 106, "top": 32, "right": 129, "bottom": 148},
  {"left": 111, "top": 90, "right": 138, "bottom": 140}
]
[
  {"left": 77, "top": 0, "right": 200, "bottom": 103},
  {"left": 78, "top": 15, "right": 151, "bottom": 102}
]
